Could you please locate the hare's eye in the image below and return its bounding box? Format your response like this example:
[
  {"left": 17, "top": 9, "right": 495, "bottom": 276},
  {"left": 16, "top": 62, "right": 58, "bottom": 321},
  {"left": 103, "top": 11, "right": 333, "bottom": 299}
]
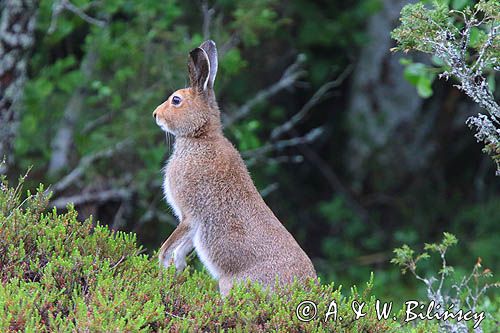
[{"left": 172, "top": 95, "right": 182, "bottom": 106}]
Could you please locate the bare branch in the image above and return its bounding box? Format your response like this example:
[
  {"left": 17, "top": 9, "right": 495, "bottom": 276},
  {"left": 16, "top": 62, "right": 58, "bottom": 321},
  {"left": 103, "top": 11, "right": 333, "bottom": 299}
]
[
  {"left": 64, "top": 0, "right": 106, "bottom": 27},
  {"left": 223, "top": 54, "right": 307, "bottom": 126},
  {"left": 471, "top": 24, "right": 499, "bottom": 74},
  {"left": 49, "top": 0, "right": 106, "bottom": 34},
  {"left": 270, "top": 65, "right": 353, "bottom": 140},
  {"left": 201, "top": 0, "right": 215, "bottom": 39},
  {"left": 49, "top": 140, "right": 132, "bottom": 194},
  {"left": 81, "top": 82, "right": 161, "bottom": 135},
  {"left": 133, "top": 180, "right": 179, "bottom": 231},
  {"left": 135, "top": 210, "right": 178, "bottom": 231},
  {"left": 265, "top": 155, "right": 304, "bottom": 165},
  {"left": 218, "top": 34, "right": 240, "bottom": 57},
  {"left": 110, "top": 255, "right": 126, "bottom": 270},
  {"left": 50, "top": 188, "right": 131, "bottom": 209},
  {"left": 81, "top": 112, "right": 116, "bottom": 134},
  {"left": 421, "top": 16, "right": 500, "bottom": 175},
  {"left": 242, "top": 127, "right": 323, "bottom": 160},
  {"left": 259, "top": 183, "right": 279, "bottom": 198}
]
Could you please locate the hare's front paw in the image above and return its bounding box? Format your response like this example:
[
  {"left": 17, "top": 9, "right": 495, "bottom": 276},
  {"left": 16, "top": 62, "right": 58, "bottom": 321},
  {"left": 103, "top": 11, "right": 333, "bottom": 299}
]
[
  {"left": 170, "top": 247, "right": 187, "bottom": 273},
  {"left": 160, "top": 248, "right": 187, "bottom": 272},
  {"left": 159, "top": 250, "right": 174, "bottom": 269},
  {"left": 173, "top": 249, "right": 187, "bottom": 273}
]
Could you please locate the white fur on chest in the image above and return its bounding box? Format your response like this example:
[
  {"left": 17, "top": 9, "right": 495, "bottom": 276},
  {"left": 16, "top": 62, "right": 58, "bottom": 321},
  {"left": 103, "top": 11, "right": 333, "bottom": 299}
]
[
  {"left": 193, "top": 227, "right": 221, "bottom": 279},
  {"left": 163, "top": 166, "right": 182, "bottom": 220}
]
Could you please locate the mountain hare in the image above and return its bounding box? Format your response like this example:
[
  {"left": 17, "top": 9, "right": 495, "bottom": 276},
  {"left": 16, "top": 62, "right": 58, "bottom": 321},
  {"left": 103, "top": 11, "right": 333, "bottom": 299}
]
[{"left": 153, "top": 40, "right": 316, "bottom": 296}]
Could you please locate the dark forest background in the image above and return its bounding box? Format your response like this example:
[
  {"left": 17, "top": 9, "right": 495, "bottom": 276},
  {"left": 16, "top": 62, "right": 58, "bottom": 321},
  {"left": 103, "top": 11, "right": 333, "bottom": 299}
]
[{"left": 1, "top": 0, "right": 499, "bottom": 302}]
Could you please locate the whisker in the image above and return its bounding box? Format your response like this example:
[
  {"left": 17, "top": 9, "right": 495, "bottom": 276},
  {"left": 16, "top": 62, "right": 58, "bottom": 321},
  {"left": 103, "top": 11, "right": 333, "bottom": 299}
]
[
  {"left": 168, "top": 133, "right": 171, "bottom": 154},
  {"left": 165, "top": 132, "right": 170, "bottom": 155},
  {"left": 165, "top": 132, "right": 173, "bottom": 155}
]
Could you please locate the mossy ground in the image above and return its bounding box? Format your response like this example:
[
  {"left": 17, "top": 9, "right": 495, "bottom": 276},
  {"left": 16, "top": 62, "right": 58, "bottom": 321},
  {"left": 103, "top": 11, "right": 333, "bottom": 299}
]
[{"left": 0, "top": 178, "right": 451, "bottom": 332}]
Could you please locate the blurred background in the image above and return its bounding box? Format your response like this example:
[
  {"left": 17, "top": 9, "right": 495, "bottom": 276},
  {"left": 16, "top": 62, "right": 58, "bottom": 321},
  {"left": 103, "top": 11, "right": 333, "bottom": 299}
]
[{"left": 1, "top": 0, "right": 499, "bottom": 301}]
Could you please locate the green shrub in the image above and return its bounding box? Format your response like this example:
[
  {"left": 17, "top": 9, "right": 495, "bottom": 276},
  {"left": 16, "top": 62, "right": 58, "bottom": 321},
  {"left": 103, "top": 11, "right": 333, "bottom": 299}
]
[
  {"left": 392, "top": 0, "right": 500, "bottom": 174},
  {"left": 392, "top": 232, "right": 499, "bottom": 333},
  {"left": 0, "top": 176, "right": 440, "bottom": 332}
]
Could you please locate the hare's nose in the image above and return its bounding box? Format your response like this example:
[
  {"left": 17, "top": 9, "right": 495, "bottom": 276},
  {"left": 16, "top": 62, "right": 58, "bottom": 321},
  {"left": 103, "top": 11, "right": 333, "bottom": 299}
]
[{"left": 152, "top": 110, "right": 157, "bottom": 119}]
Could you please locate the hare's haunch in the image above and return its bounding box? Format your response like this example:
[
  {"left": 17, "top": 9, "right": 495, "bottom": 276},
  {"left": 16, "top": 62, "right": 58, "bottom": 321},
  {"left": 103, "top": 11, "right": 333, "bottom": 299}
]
[{"left": 153, "top": 40, "right": 316, "bottom": 296}]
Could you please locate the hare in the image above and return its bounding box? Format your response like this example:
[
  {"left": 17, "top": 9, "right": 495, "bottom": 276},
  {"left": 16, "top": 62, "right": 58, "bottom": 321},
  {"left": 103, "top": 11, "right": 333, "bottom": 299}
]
[{"left": 153, "top": 40, "right": 316, "bottom": 296}]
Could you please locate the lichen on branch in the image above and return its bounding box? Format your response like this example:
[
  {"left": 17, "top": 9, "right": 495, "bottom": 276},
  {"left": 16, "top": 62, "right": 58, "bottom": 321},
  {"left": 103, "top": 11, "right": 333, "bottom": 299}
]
[{"left": 392, "top": 0, "right": 500, "bottom": 174}]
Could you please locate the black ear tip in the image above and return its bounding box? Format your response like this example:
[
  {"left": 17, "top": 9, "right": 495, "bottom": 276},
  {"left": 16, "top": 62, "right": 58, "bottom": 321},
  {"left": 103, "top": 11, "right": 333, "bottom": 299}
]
[
  {"left": 200, "top": 40, "right": 217, "bottom": 50},
  {"left": 189, "top": 47, "right": 205, "bottom": 59},
  {"left": 189, "top": 47, "right": 201, "bottom": 54}
]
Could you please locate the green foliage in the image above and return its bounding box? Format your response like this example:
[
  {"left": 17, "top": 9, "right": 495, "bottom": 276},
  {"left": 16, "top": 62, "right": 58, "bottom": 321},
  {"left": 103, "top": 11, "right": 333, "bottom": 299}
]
[
  {"left": 391, "top": 245, "right": 431, "bottom": 275},
  {"left": 0, "top": 179, "right": 441, "bottom": 332},
  {"left": 9, "top": 1, "right": 500, "bottom": 326},
  {"left": 400, "top": 58, "right": 437, "bottom": 98},
  {"left": 317, "top": 196, "right": 365, "bottom": 270},
  {"left": 392, "top": 232, "right": 499, "bottom": 332},
  {"left": 424, "top": 232, "right": 458, "bottom": 252},
  {"left": 453, "top": 197, "right": 500, "bottom": 268},
  {"left": 290, "top": 0, "right": 380, "bottom": 84},
  {"left": 392, "top": 0, "right": 500, "bottom": 173},
  {"left": 315, "top": 195, "right": 397, "bottom": 299},
  {"left": 392, "top": 0, "right": 499, "bottom": 65},
  {"left": 392, "top": 1, "right": 451, "bottom": 54},
  {"left": 393, "top": 0, "right": 499, "bottom": 98},
  {"left": 233, "top": 120, "right": 262, "bottom": 151},
  {"left": 230, "top": 0, "right": 281, "bottom": 46},
  {"left": 391, "top": 233, "right": 458, "bottom": 276}
]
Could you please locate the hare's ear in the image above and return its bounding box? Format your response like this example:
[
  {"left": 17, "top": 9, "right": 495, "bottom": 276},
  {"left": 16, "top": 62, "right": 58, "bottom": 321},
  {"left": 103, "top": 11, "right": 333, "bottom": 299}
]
[
  {"left": 199, "top": 40, "right": 218, "bottom": 89},
  {"left": 188, "top": 47, "right": 210, "bottom": 92}
]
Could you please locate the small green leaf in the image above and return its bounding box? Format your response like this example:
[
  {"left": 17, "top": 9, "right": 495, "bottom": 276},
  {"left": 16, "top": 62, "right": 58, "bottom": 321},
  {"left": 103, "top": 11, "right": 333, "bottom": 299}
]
[
  {"left": 417, "top": 75, "right": 434, "bottom": 98},
  {"left": 403, "top": 63, "right": 427, "bottom": 86},
  {"left": 442, "top": 232, "right": 458, "bottom": 247}
]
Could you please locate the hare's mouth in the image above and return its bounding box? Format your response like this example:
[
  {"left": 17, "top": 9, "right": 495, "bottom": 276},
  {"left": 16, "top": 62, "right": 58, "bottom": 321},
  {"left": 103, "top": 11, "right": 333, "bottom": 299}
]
[{"left": 155, "top": 118, "right": 171, "bottom": 133}]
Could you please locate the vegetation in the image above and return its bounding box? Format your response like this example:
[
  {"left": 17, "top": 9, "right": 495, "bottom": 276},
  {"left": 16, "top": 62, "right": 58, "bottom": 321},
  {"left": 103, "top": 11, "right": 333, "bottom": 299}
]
[
  {"left": 392, "top": 0, "right": 500, "bottom": 173},
  {"left": 0, "top": 177, "right": 441, "bottom": 332},
  {"left": 392, "top": 232, "right": 499, "bottom": 333},
  {"left": 1, "top": 0, "right": 499, "bottom": 331}
]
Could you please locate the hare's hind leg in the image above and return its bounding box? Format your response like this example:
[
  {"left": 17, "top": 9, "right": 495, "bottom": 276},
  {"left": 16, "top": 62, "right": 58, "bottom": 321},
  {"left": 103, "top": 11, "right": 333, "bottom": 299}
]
[{"left": 158, "top": 221, "right": 193, "bottom": 271}]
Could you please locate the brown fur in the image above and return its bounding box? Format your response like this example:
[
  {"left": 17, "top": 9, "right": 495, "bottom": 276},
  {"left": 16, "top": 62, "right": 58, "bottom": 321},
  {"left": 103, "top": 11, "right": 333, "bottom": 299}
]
[{"left": 153, "top": 40, "right": 316, "bottom": 296}]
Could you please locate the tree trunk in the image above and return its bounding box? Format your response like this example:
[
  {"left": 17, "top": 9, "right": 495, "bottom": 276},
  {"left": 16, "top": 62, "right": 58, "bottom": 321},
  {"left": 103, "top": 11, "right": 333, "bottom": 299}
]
[
  {"left": 48, "top": 50, "right": 98, "bottom": 175},
  {"left": 346, "top": 0, "right": 428, "bottom": 191},
  {"left": 0, "top": 0, "right": 38, "bottom": 173}
]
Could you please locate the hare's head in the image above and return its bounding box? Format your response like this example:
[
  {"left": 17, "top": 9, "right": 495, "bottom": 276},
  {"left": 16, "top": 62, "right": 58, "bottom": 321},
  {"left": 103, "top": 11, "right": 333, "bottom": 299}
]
[{"left": 153, "top": 40, "right": 220, "bottom": 137}]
